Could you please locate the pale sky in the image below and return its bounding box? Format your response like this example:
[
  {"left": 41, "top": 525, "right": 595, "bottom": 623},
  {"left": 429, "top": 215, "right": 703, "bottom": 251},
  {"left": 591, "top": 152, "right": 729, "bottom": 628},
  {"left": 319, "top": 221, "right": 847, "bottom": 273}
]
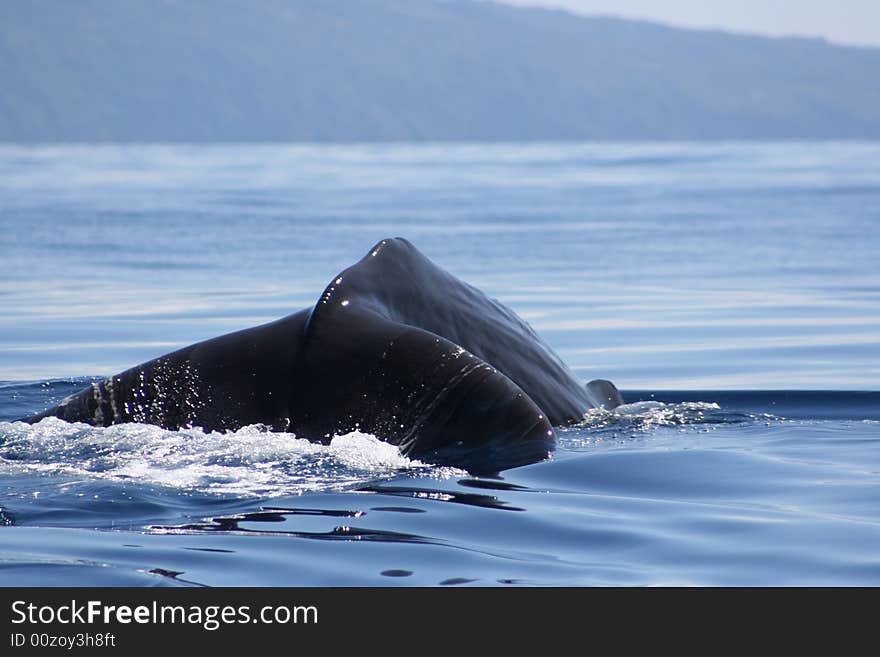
[{"left": 500, "top": 0, "right": 880, "bottom": 47}]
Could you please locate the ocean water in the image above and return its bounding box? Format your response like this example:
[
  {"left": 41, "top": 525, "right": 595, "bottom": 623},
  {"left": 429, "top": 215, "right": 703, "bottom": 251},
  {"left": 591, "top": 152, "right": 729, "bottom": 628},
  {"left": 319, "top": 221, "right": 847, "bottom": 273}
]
[{"left": 0, "top": 142, "right": 878, "bottom": 586}]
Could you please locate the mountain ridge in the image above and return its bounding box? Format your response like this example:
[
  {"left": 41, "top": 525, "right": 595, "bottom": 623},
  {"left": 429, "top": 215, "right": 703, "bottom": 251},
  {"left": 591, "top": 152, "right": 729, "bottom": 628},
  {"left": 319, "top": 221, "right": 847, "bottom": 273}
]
[{"left": 1, "top": 0, "right": 878, "bottom": 141}]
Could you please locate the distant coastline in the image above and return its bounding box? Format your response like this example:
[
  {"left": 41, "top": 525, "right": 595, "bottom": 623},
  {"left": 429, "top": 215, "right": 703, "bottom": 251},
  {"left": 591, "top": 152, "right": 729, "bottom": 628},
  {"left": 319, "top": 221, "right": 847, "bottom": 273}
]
[{"left": 2, "top": 0, "right": 879, "bottom": 142}]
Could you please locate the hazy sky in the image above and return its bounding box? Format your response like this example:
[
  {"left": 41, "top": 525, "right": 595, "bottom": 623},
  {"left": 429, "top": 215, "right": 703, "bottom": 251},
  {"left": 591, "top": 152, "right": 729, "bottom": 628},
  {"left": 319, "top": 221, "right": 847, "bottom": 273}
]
[{"left": 500, "top": 0, "right": 880, "bottom": 47}]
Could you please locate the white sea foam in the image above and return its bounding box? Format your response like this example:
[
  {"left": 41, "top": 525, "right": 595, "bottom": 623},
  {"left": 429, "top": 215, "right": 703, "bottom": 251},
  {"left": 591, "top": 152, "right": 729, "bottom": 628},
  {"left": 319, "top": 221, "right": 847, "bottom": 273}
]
[
  {"left": 0, "top": 417, "right": 431, "bottom": 497},
  {"left": 581, "top": 400, "right": 724, "bottom": 428}
]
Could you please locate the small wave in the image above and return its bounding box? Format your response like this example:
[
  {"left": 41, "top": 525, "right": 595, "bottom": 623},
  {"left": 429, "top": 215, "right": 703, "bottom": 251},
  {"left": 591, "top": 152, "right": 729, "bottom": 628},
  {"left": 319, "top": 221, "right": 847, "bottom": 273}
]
[
  {"left": 557, "top": 399, "right": 777, "bottom": 448},
  {"left": 583, "top": 400, "right": 728, "bottom": 428},
  {"left": 0, "top": 417, "right": 436, "bottom": 497}
]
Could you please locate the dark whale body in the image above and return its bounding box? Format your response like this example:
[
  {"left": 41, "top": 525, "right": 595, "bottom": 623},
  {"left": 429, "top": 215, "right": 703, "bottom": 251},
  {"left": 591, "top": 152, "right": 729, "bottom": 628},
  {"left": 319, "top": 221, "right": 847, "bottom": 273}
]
[{"left": 27, "top": 238, "right": 621, "bottom": 472}]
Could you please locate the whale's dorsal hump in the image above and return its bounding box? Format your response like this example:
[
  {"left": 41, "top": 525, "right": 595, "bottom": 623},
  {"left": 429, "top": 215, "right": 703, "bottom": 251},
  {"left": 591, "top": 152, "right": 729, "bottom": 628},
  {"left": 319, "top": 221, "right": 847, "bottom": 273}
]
[{"left": 585, "top": 379, "right": 624, "bottom": 409}]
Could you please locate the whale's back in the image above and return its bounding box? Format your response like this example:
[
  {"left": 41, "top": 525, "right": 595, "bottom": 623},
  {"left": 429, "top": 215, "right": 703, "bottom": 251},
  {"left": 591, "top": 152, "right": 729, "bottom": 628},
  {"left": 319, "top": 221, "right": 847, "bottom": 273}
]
[{"left": 26, "top": 238, "right": 620, "bottom": 471}]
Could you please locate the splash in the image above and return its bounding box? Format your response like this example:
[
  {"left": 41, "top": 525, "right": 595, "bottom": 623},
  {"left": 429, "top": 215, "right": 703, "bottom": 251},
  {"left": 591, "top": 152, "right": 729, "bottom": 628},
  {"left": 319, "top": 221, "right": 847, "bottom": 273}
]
[
  {"left": 557, "top": 399, "right": 777, "bottom": 449},
  {"left": 582, "top": 400, "right": 728, "bottom": 429},
  {"left": 0, "top": 417, "right": 435, "bottom": 497}
]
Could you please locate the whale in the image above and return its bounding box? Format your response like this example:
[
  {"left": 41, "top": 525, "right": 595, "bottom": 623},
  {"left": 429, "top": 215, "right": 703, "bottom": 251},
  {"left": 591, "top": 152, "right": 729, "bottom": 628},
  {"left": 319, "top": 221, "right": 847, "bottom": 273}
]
[{"left": 26, "top": 238, "right": 622, "bottom": 472}]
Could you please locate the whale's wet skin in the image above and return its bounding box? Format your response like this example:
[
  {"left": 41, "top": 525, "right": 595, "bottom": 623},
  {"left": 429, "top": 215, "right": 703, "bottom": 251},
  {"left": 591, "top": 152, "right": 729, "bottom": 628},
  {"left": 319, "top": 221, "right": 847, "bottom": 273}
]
[
  {"left": 2, "top": 143, "right": 880, "bottom": 585},
  {"left": 24, "top": 238, "right": 623, "bottom": 474}
]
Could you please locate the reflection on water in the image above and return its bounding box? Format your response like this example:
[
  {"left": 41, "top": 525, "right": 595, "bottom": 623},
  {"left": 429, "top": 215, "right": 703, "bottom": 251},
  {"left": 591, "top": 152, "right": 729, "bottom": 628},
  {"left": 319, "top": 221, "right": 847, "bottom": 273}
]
[
  {"left": 357, "top": 484, "right": 524, "bottom": 512},
  {"left": 1, "top": 397, "right": 879, "bottom": 585}
]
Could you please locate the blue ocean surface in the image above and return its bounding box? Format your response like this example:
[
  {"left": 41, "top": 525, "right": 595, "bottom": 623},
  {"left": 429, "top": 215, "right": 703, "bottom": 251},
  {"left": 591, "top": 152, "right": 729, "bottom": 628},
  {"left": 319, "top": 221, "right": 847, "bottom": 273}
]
[{"left": 1, "top": 142, "right": 878, "bottom": 586}]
